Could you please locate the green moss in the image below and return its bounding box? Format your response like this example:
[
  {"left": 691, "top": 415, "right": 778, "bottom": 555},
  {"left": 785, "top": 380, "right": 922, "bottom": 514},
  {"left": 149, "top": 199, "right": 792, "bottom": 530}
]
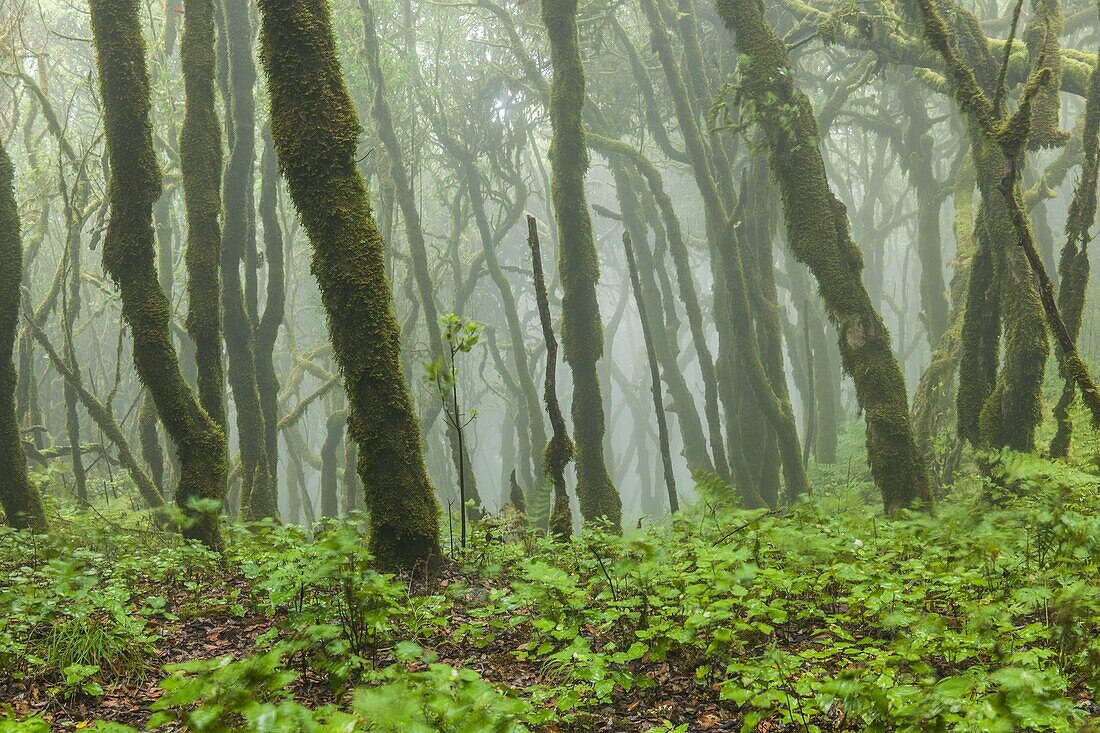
[
  {"left": 179, "top": 0, "right": 226, "bottom": 441},
  {"left": 90, "top": 0, "right": 226, "bottom": 549},
  {"left": 638, "top": 0, "right": 806, "bottom": 505},
  {"left": 1024, "top": 0, "right": 1069, "bottom": 150},
  {"left": 1051, "top": 33, "right": 1100, "bottom": 456},
  {"left": 0, "top": 142, "right": 47, "bottom": 533},
  {"left": 257, "top": 0, "right": 440, "bottom": 569},
  {"left": 912, "top": 0, "right": 1049, "bottom": 452},
  {"left": 716, "top": 0, "right": 932, "bottom": 513},
  {"left": 541, "top": 0, "right": 621, "bottom": 530}
]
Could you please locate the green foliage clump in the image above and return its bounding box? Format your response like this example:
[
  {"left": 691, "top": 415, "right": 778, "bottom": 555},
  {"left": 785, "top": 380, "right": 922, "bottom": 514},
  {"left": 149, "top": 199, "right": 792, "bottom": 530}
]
[
  {"left": 0, "top": 530, "right": 159, "bottom": 692},
  {"left": 255, "top": 521, "right": 401, "bottom": 684}
]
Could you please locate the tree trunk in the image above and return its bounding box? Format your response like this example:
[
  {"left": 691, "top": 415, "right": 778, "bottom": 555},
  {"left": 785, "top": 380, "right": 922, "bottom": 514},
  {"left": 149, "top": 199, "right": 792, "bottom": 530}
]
[
  {"left": 541, "top": 0, "right": 621, "bottom": 530},
  {"left": 0, "top": 142, "right": 47, "bottom": 533},
  {"left": 256, "top": 128, "right": 285, "bottom": 487},
  {"left": 222, "top": 0, "right": 276, "bottom": 519},
  {"left": 527, "top": 216, "right": 574, "bottom": 539},
  {"left": 257, "top": 0, "right": 441, "bottom": 568},
  {"left": 90, "top": 0, "right": 227, "bottom": 548},
  {"left": 715, "top": 0, "right": 932, "bottom": 512},
  {"left": 181, "top": 0, "right": 226, "bottom": 435},
  {"left": 622, "top": 232, "right": 678, "bottom": 514}
]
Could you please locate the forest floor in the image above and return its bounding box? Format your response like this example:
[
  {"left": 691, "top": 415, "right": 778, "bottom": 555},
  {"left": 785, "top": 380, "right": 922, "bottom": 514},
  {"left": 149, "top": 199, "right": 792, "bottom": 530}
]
[
  {"left": 2, "top": 561, "right": 750, "bottom": 731},
  {"left": 2, "top": 446, "right": 1100, "bottom": 732}
]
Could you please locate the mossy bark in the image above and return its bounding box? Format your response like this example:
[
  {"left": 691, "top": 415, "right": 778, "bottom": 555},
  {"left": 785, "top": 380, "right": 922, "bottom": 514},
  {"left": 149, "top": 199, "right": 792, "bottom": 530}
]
[
  {"left": 541, "top": 0, "right": 621, "bottom": 530},
  {"left": 1049, "top": 35, "right": 1100, "bottom": 456},
  {"left": 716, "top": 0, "right": 932, "bottom": 512},
  {"left": 0, "top": 142, "right": 47, "bottom": 533},
  {"left": 359, "top": 0, "right": 481, "bottom": 510},
  {"left": 973, "top": 139, "right": 1048, "bottom": 451},
  {"left": 89, "top": 0, "right": 227, "bottom": 548},
  {"left": 222, "top": 0, "right": 276, "bottom": 520},
  {"left": 180, "top": 0, "right": 226, "bottom": 431},
  {"left": 1024, "top": 0, "right": 1069, "bottom": 150},
  {"left": 742, "top": 162, "right": 790, "bottom": 504},
  {"left": 913, "top": 0, "right": 1049, "bottom": 452},
  {"left": 257, "top": 0, "right": 441, "bottom": 568}
]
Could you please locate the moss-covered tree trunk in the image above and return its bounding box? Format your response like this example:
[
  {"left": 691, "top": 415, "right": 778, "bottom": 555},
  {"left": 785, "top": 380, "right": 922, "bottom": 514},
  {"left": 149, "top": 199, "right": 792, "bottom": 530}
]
[
  {"left": 715, "top": 0, "right": 932, "bottom": 512},
  {"left": 641, "top": 0, "right": 807, "bottom": 505},
  {"left": 257, "top": 0, "right": 441, "bottom": 568},
  {"left": 541, "top": 0, "right": 621, "bottom": 530},
  {"left": 180, "top": 0, "right": 226, "bottom": 433},
  {"left": 89, "top": 0, "right": 227, "bottom": 548},
  {"left": 908, "top": 0, "right": 1050, "bottom": 452},
  {"left": 0, "top": 142, "right": 47, "bottom": 533},
  {"left": 742, "top": 162, "right": 790, "bottom": 504},
  {"left": 1050, "top": 38, "right": 1100, "bottom": 457}
]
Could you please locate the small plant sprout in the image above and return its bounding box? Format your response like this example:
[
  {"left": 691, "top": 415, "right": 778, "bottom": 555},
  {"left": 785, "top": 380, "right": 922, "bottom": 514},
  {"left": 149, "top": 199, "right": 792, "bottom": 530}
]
[{"left": 425, "top": 313, "right": 484, "bottom": 551}]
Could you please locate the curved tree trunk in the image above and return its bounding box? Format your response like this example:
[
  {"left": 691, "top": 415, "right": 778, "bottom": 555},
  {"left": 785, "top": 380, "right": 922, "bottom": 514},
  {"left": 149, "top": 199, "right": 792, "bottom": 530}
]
[
  {"left": 527, "top": 216, "right": 574, "bottom": 539},
  {"left": 715, "top": 0, "right": 932, "bottom": 512},
  {"left": 1050, "top": 29, "right": 1100, "bottom": 457},
  {"left": 0, "top": 142, "right": 47, "bottom": 533},
  {"left": 541, "top": 0, "right": 621, "bottom": 530},
  {"left": 641, "top": 0, "right": 808, "bottom": 505},
  {"left": 257, "top": 0, "right": 441, "bottom": 569},
  {"left": 622, "top": 232, "right": 678, "bottom": 514},
  {"left": 89, "top": 0, "right": 228, "bottom": 548}
]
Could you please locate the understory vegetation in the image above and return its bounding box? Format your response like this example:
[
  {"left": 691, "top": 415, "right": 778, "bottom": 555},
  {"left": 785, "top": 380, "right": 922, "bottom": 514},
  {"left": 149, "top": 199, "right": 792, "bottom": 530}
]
[{"left": 2, "top": 435, "right": 1098, "bottom": 732}]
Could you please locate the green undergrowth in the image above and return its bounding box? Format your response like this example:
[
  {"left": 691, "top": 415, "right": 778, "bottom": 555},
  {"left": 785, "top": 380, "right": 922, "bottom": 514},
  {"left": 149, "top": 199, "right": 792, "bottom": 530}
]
[{"left": 1, "top": 449, "right": 1099, "bottom": 732}]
